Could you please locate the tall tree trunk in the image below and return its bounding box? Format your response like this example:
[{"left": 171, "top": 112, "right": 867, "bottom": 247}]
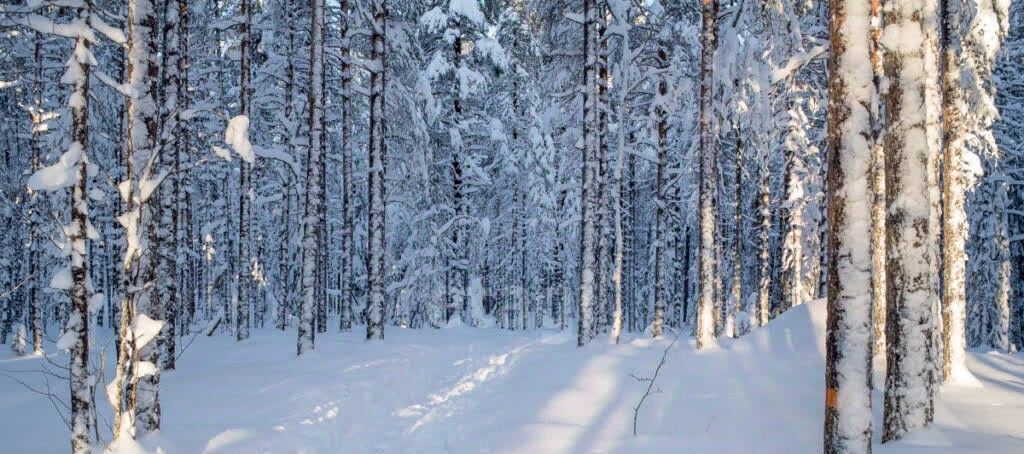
[
  {"left": 729, "top": 120, "right": 743, "bottom": 337},
  {"left": 28, "top": 32, "right": 44, "bottom": 357},
  {"left": 696, "top": 0, "right": 720, "bottom": 349},
  {"left": 652, "top": 48, "right": 668, "bottom": 338},
  {"left": 365, "top": 0, "right": 388, "bottom": 340},
  {"left": 870, "top": 0, "right": 887, "bottom": 358},
  {"left": 609, "top": 19, "right": 633, "bottom": 343},
  {"left": 113, "top": 0, "right": 163, "bottom": 439},
  {"left": 924, "top": 0, "right": 946, "bottom": 389},
  {"left": 339, "top": 0, "right": 354, "bottom": 332},
  {"left": 882, "top": 0, "right": 939, "bottom": 441},
  {"left": 298, "top": 0, "right": 324, "bottom": 354},
  {"left": 595, "top": 4, "right": 611, "bottom": 336},
  {"left": 555, "top": 183, "right": 567, "bottom": 331},
  {"left": 939, "top": 0, "right": 969, "bottom": 383},
  {"left": 578, "top": 0, "right": 599, "bottom": 346},
  {"left": 277, "top": 0, "right": 297, "bottom": 332},
  {"left": 822, "top": 0, "right": 877, "bottom": 450},
  {"left": 158, "top": 0, "right": 188, "bottom": 371},
  {"left": 67, "top": 3, "right": 94, "bottom": 451},
  {"left": 756, "top": 164, "right": 772, "bottom": 328},
  {"left": 317, "top": 47, "right": 329, "bottom": 334},
  {"left": 625, "top": 143, "right": 637, "bottom": 332},
  {"left": 781, "top": 97, "right": 805, "bottom": 314},
  {"left": 236, "top": 0, "right": 253, "bottom": 342}
]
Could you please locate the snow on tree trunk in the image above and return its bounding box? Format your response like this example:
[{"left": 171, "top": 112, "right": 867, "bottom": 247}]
[
  {"left": 577, "top": 0, "right": 599, "bottom": 347},
  {"left": 555, "top": 184, "right": 568, "bottom": 332},
  {"left": 595, "top": 9, "right": 611, "bottom": 338},
  {"left": 339, "top": 0, "right": 354, "bottom": 332},
  {"left": 137, "top": 195, "right": 163, "bottom": 433},
  {"left": 298, "top": 0, "right": 324, "bottom": 355},
  {"left": 869, "top": 0, "right": 887, "bottom": 360},
  {"left": 782, "top": 95, "right": 808, "bottom": 314},
  {"left": 448, "top": 29, "right": 468, "bottom": 325},
  {"left": 65, "top": 3, "right": 95, "bottom": 451},
  {"left": 939, "top": 0, "right": 970, "bottom": 383},
  {"left": 822, "top": 0, "right": 877, "bottom": 450},
  {"left": 365, "top": 0, "right": 388, "bottom": 341},
  {"left": 651, "top": 48, "right": 668, "bottom": 339},
  {"left": 729, "top": 121, "right": 743, "bottom": 338},
  {"left": 170, "top": 0, "right": 189, "bottom": 368},
  {"left": 237, "top": 0, "right": 253, "bottom": 342},
  {"left": 923, "top": 0, "right": 946, "bottom": 391},
  {"left": 696, "top": 0, "right": 720, "bottom": 349},
  {"left": 609, "top": 10, "right": 634, "bottom": 344},
  {"left": 112, "top": 0, "right": 163, "bottom": 440},
  {"left": 28, "top": 32, "right": 44, "bottom": 357},
  {"left": 158, "top": 0, "right": 188, "bottom": 371},
  {"left": 756, "top": 165, "right": 772, "bottom": 328},
  {"left": 881, "top": 0, "right": 940, "bottom": 441}
]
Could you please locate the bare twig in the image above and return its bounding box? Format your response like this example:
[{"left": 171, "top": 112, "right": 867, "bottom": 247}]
[
  {"left": 0, "top": 372, "right": 71, "bottom": 430},
  {"left": 176, "top": 324, "right": 207, "bottom": 362},
  {"left": 631, "top": 328, "right": 682, "bottom": 436}
]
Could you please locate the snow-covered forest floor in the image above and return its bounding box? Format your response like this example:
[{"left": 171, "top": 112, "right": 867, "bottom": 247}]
[{"left": 2, "top": 300, "right": 1023, "bottom": 453}]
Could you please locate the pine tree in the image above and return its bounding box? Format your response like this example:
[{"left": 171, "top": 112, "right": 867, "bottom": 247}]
[
  {"left": 651, "top": 46, "right": 669, "bottom": 339},
  {"left": 822, "top": 0, "right": 876, "bottom": 450},
  {"left": 236, "top": 0, "right": 253, "bottom": 342},
  {"left": 695, "top": 0, "right": 720, "bottom": 349},
  {"left": 881, "top": 0, "right": 940, "bottom": 441},
  {"left": 338, "top": 0, "right": 355, "bottom": 332},
  {"left": 577, "top": 0, "right": 600, "bottom": 346},
  {"left": 939, "top": 0, "right": 969, "bottom": 383},
  {"left": 298, "top": 0, "right": 324, "bottom": 354},
  {"left": 365, "top": 0, "right": 388, "bottom": 341},
  {"left": 870, "top": 0, "right": 887, "bottom": 357}
]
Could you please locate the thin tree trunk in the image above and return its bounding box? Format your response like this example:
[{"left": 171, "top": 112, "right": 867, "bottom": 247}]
[
  {"left": 236, "top": 0, "right": 252, "bottom": 342},
  {"left": 578, "top": 0, "right": 599, "bottom": 346},
  {"left": 113, "top": 0, "right": 163, "bottom": 439},
  {"left": 68, "top": 3, "right": 94, "bottom": 450},
  {"left": 29, "top": 32, "right": 43, "bottom": 357},
  {"left": 339, "top": 0, "right": 354, "bottom": 332},
  {"left": 870, "top": 0, "right": 887, "bottom": 358},
  {"left": 651, "top": 49, "right": 668, "bottom": 339},
  {"left": 298, "top": 0, "right": 324, "bottom": 354},
  {"left": 365, "top": 0, "right": 388, "bottom": 340},
  {"left": 756, "top": 165, "right": 772, "bottom": 328},
  {"left": 729, "top": 120, "right": 743, "bottom": 337},
  {"left": 696, "top": 0, "right": 720, "bottom": 349}
]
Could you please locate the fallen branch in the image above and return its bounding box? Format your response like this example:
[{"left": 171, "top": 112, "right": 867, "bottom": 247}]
[{"left": 631, "top": 328, "right": 682, "bottom": 436}]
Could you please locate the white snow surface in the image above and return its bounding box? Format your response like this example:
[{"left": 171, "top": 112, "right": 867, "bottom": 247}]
[
  {"left": 448, "top": 0, "right": 485, "bottom": 27},
  {"left": 2, "top": 300, "right": 1023, "bottom": 453}
]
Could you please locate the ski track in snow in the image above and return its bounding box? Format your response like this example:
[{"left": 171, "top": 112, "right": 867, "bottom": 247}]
[{"left": 1, "top": 301, "right": 1023, "bottom": 453}]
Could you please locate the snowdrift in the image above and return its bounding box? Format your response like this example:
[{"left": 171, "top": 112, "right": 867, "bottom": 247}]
[{"left": 1, "top": 300, "right": 1022, "bottom": 453}]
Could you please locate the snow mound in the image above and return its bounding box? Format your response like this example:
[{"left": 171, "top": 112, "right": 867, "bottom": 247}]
[{"left": 1, "top": 300, "right": 1023, "bottom": 453}]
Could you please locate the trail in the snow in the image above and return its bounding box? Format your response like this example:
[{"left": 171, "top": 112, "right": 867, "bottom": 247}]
[{"left": 1, "top": 303, "right": 1023, "bottom": 453}]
